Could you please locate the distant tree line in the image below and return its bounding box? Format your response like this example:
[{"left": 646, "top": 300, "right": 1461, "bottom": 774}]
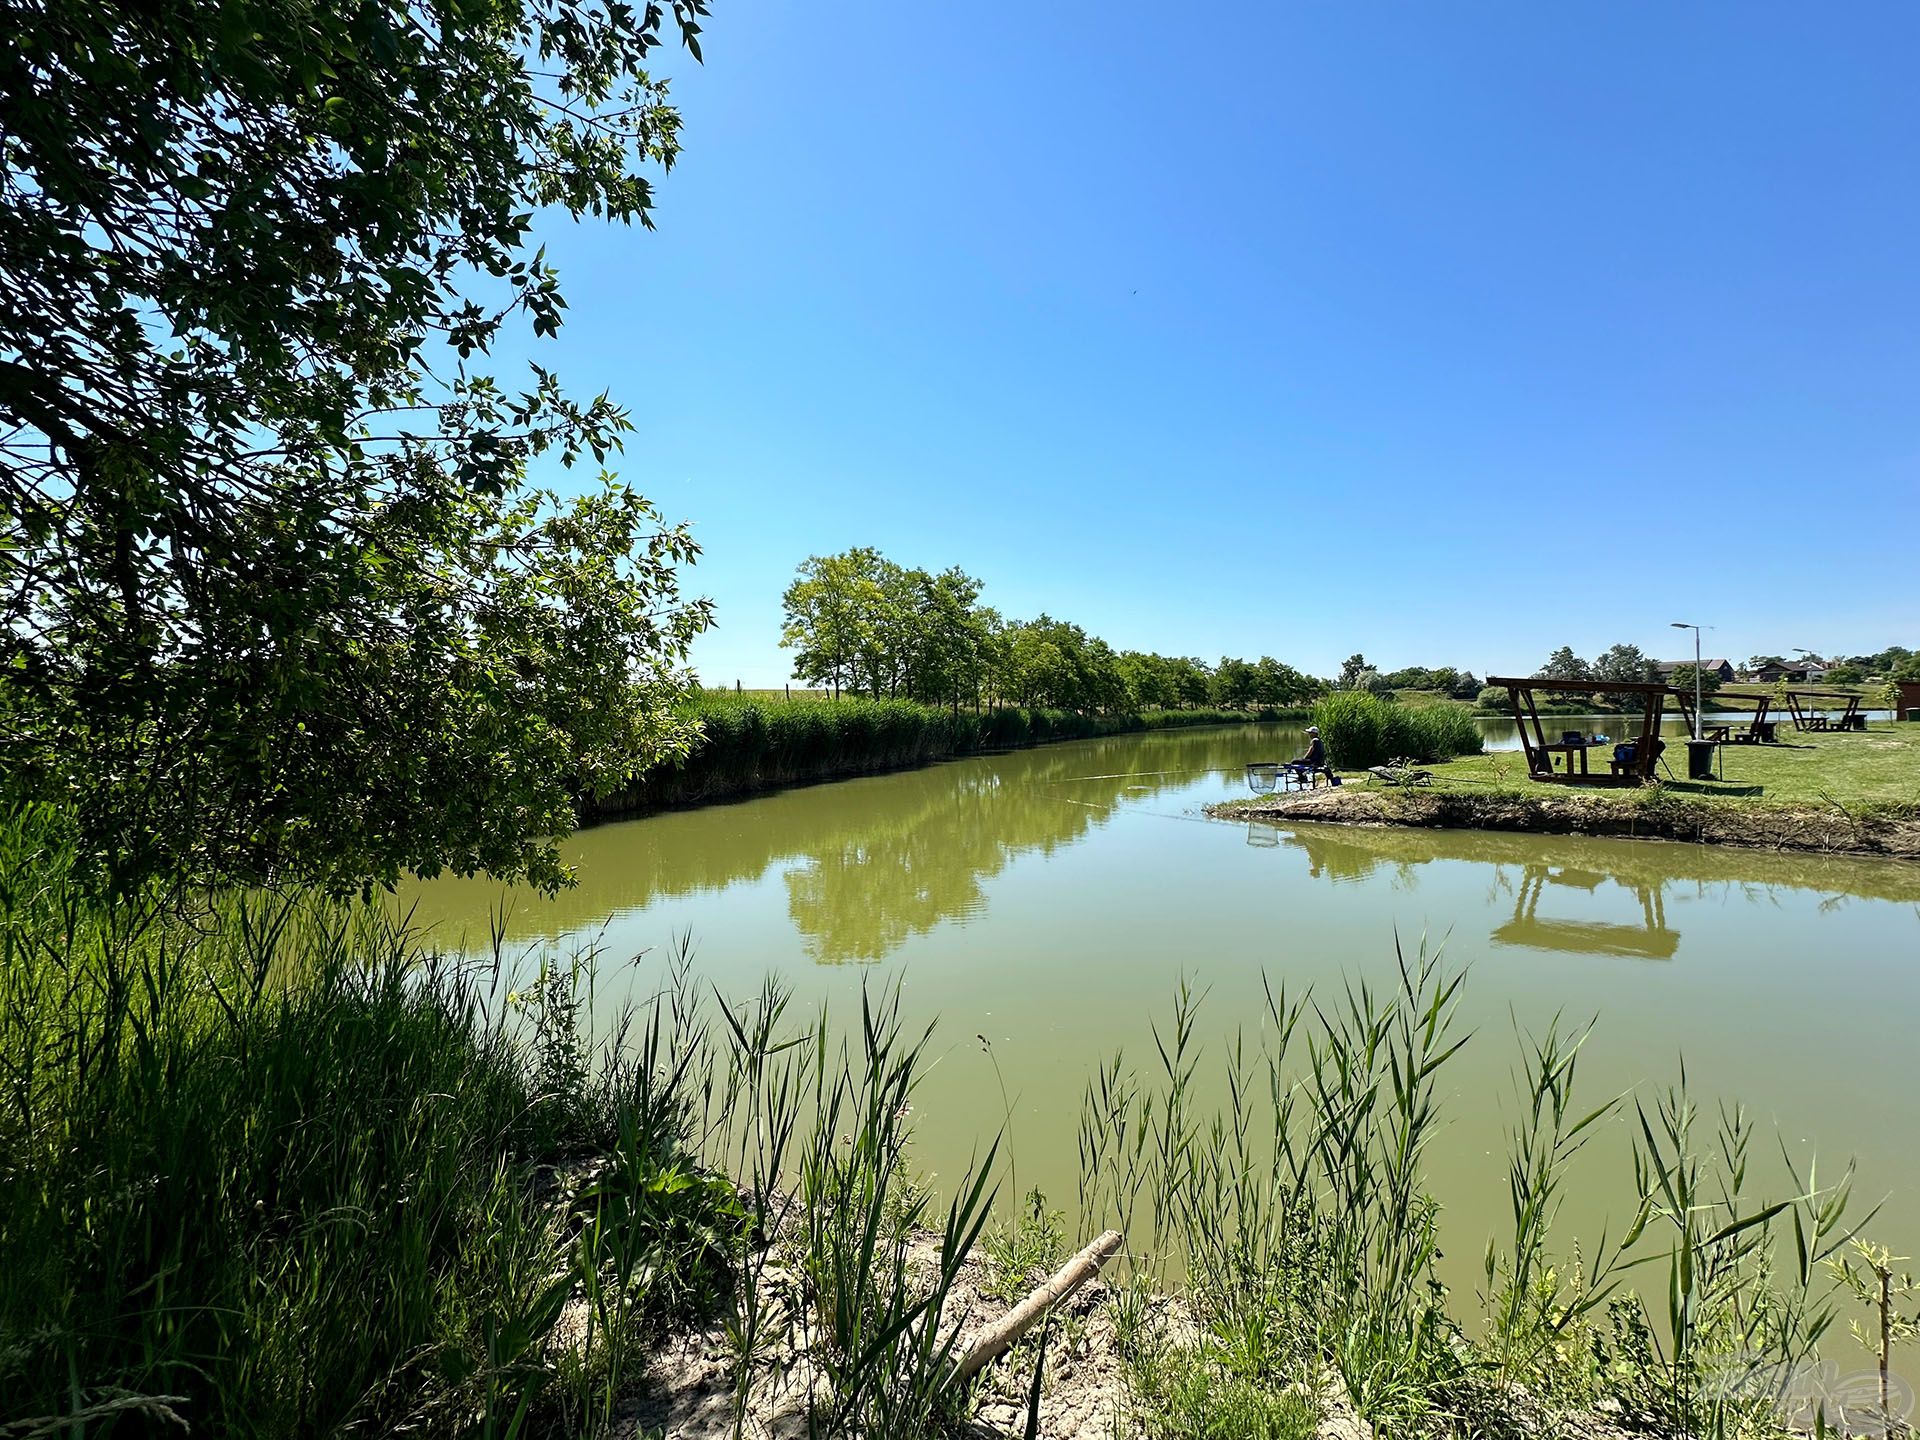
[
  {"left": 1816, "top": 647, "right": 1920, "bottom": 683},
  {"left": 1520, "top": 644, "right": 1920, "bottom": 699},
  {"left": 1480, "top": 640, "right": 1920, "bottom": 711},
  {"left": 778, "top": 548, "right": 1322, "bottom": 713},
  {"left": 1510, "top": 643, "right": 1722, "bottom": 703},
  {"left": 1334, "top": 653, "right": 1482, "bottom": 699},
  {"left": 1463, "top": 643, "right": 1664, "bottom": 710}
]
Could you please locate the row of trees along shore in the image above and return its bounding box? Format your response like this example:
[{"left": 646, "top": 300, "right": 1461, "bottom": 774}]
[
  {"left": 778, "top": 547, "right": 1324, "bottom": 713},
  {"left": 1521, "top": 643, "right": 1919, "bottom": 696},
  {"left": 1464, "top": 644, "right": 1730, "bottom": 712},
  {"left": 1475, "top": 642, "right": 1917, "bottom": 713},
  {"left": 5, "top": 3, "right": 1904, "bottom": 1437}
]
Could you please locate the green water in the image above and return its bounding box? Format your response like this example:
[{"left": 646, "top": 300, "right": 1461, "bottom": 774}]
[{"left": 400, "top": 722, "right": 1920, "bottom": 1287}]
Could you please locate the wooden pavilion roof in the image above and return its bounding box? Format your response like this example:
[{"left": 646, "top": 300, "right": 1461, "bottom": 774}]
[{"left": 1486, "top": 676, "right": 1669, "bottom": 695}]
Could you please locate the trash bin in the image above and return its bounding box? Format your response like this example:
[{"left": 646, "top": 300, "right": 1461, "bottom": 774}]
[{"left": 1685, "top": 738, "right": 1716, "bottom": 780}]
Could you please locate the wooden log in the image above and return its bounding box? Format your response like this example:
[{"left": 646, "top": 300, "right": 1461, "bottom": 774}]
[{"left": 954, "top": 1228, "right": 1125, "bottom": 1385}]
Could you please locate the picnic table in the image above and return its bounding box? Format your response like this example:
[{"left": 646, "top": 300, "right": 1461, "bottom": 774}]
[
  {"left": 1669, "top": 688, "right": 1775, "bottom": 744},
  {"left": 1535, "top": 740, "right": 1597, "bottom": 778},
  {"left": 1785, "top": 689, "right": 1864, "bottom": 733}
]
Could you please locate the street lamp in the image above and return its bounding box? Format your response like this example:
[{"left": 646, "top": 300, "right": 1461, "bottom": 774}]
[{"left": 1671, "top": 622, "right": 1709, "bottom": 741}]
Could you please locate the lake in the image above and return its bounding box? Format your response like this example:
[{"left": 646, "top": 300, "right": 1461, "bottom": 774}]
[{"left": 399, "top": 721, "right": 1920, "bottom": 1292}]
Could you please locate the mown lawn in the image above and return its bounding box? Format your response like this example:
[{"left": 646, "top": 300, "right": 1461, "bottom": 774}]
[{"left": 1422, "top": 722, "right": 1920, "bottom": 814}]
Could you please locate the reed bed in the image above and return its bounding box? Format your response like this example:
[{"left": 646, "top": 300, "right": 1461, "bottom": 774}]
[
  {"left": 1077, "top": 945, "right": 1869, "bottom": 1439},
  {"left": 0, "top": 807, "right": 1000, "bottom": 1439},
  {"left": 1311, "top": 691, "right": 1483, "bottom": 769},
  {"left": 0, "top": 808, "right": 743, "bottom": 1437},
  {"left": 594, "top": 697, "right": 1309, "bottom": 813}
]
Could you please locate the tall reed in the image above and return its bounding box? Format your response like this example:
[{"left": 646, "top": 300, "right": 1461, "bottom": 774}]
[
  {"left": 1079, "top": 946, "right": 1864, "bottom": 1437},
  {"left": 792, "top": 982, "right": 999, "bottom": 1436},
  {"left": 1311, "top": 691, "right": 1483, "bottom": 769},
  {"left": 1080, "top": 942, "right": 1470, "bottom": 1424},
  {"left": 0, "top": 807, "right": 735, "bottom": 1438}
]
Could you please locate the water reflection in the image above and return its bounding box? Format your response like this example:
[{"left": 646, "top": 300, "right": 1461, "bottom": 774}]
[
  {"left": 1493, "top": 865, "right": 1675, "bottom": 960},
  {"left": 1267, "top": 820, "right": 1920, "bottom": 961},
  {"left": 400, "top": 723, "right": 1920, "bottom": 1293},
  {"left": 402, "top": 720, "right": 1920, "bottom": 967},
  {"left": 400, "top": 725, "right": 1306, "bottom": 962}
]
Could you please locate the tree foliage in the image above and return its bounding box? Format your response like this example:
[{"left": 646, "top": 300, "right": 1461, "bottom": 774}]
[
  {"left": 778, "top": 548, "right": 1321, "bottom": 714},
  {"left": 1378, "top": 665, "right": 1481, "bottom": 699},
  {"left": 1, "top": 0, "right": 714, "bottom": 892},
  {"left": 1666, "top": 663, "right": 1724, "bottom": 699},
  {"left": 1833, "top": 645, "right": 1918, "bottom": 681},
  {"left": 1593, "top": 643, "right": 1653, "bottom": 685},
  {"left": 1535, "top": 646, "right": 1594, "bottom": 701}
]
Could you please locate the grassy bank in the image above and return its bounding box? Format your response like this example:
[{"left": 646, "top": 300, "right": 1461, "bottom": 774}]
[
  {"left": 1215, "top": 723, "right": 1920, "bottom": 858},
  {"left": 0, "top": 809, "right": 741, "bottom": 1436},
  {"left": 592, "top": 696, "right": 1309, "bottom": 816},
  {"left": 6, "top": 822, "right": 1894, "bottom": 1440}
]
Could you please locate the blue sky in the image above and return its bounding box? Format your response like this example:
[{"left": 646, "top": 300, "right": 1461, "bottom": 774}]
[{"left": 520, "top": 1, "right": 1918, "bottom": 685}]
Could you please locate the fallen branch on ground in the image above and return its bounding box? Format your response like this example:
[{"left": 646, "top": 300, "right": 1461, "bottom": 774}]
[{"left": 954, "top": 1229, "right": 1125, "bottom": 1385}]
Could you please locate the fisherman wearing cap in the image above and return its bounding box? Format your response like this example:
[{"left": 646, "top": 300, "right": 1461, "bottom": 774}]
[
  {"left": 1295, "top": 726, "right": 1326, "bottom": 772},
  {"left": 1284, "top": 725, "right": 1329, "bottom": 785}
]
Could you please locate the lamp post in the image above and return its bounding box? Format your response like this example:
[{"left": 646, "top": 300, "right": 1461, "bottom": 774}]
[
  {"left": 1671, "top": 622, "right": 1707, "bottom": 741},
  {"left": 1791, "top": 647, "right": 1818, "bottom": 723}
]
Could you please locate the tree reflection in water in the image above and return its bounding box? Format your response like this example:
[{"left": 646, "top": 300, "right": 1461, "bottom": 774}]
[
  {"left": 399, "top": 725, "right": 1299, "bottom": 961},
  {"left": 400, "top": 723, "right": 1920, "bottom": 967}
]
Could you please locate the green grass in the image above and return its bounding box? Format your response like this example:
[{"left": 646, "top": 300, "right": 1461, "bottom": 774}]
[
  {"left": 1419, "top": 722, "right": 1920, "bottom": 815},
  {"left": 0, "top": 808, "right": 740, "bottom": 1437},
  {"left": 0, "top": 805, "right": 1004, "bottom": 1440},
  {"left": 1121, "top": 1344, "right": 1322, "bottom": 1439},
  {"left": 980, "top": 1188, "right": 1068, "bottom": 1307},
  {"left": 0, "top": 799, "right": 1013, "bottom": 1439},
  {"left": 9, "top": 788, "right": 1895, "bottom": 1439}
]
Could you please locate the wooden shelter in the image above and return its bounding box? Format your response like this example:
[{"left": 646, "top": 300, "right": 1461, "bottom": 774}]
[
  {"left": 1670, "top": 688, "right": 1775, "bottom": 744},
  {"left": 1897, "top": 679, "right": 1920, "bottom": 722},
  {"left": 1489, "top": 677, "right": 1669, "bottom": 786},
  {"left": 1783, "top": 689, "right": 1863, "bottom": 733}
]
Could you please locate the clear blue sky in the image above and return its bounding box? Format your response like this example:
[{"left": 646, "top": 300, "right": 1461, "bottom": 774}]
[{"left": 521, "top": 1, "right": 1918, "bottom": 685}]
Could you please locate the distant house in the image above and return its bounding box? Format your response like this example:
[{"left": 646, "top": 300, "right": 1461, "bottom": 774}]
[
  {"left": 1653, "top": 657, "right": 1736, "bottom": 684},
  {"left": 1748, "top": 660, "right": 1821, "bottom": 684}
]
